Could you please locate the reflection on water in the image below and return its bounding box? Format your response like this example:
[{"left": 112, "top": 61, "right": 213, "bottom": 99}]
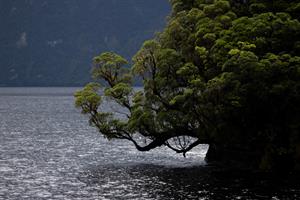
[{"left": 0, "top": 87, "right": 299, "bottom": 200}]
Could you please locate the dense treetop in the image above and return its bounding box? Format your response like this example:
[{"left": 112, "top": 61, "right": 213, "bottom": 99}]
[{"left": 76, "top": 0, "right": 300, "bottom": 171}]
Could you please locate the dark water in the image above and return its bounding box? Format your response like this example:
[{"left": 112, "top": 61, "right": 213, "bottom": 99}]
[{"left": 0, "top": 88, "right": 299, "bottom": 200}]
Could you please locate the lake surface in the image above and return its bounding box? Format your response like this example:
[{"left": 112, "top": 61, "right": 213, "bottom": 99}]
[{"left": 0, "top": 87, "right": 299, "bottom": 200}]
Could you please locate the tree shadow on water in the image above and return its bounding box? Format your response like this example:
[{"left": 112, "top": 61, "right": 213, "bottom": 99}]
[{"left": 78, "top": 164, "right": 300, "bottom": 199}]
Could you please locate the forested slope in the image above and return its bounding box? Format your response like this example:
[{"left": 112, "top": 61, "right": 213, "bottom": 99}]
[{"left": 0, "top": 0, "right": 170, "bottom": 86}]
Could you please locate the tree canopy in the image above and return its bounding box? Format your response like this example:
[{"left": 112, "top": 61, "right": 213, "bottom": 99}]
[{"left": 75, "top": 0, "right": 300, "bottom": 171}]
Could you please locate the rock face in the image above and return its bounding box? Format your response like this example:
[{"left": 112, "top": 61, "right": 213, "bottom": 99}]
[{"left": 0, "top": 0, "right": 170, "bottom": 86}]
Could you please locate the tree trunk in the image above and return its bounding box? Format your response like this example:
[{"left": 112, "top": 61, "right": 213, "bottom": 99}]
[{"left": 205, "top": 143, "right": 261, "bottom": 169}]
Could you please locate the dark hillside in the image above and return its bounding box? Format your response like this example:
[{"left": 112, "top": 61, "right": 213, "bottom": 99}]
[{"left": 0, "top": 0, "right": 170, "bottom": 86}]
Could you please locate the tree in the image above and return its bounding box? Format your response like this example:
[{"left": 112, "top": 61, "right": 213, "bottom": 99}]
[{"left": 75, "top": 0, "right": 300, "bottom": 171}]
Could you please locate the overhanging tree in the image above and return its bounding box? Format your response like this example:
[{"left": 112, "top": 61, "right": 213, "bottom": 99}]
[{"left": 75, "top": 0, "right": 300, "bottom": 170}]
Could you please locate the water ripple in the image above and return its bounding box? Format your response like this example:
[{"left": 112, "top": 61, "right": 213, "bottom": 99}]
[{"left": 0, "top": 88, "right": 299, "bottom": 200}]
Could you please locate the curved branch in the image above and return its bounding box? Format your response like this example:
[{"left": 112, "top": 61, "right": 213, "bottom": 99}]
[
  {"left": 125, "top": 134, "right": 172, "bottom": 152},
  {"left": 89, "top": 106, "right": 208, "bottom": 155}
]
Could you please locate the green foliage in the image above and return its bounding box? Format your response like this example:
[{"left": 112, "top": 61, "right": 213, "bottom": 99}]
[
  {"left": 76, "top": 0, "right": 300, "bottom": 170},
  {"left": 74, "top": 83, "right": 101, "bottom": 114},
  {"left": 92, "top": 52, "right": 131, "bottom": 86}
]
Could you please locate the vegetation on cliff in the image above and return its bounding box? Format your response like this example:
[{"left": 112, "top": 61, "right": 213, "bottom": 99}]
[{"left": 75, "top": 0, "right": 300, "bottom": 171}]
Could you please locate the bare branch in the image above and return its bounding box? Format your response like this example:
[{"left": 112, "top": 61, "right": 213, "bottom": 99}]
[{"left": 165, "top": 138, "right": 208, "bottom": 157}]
